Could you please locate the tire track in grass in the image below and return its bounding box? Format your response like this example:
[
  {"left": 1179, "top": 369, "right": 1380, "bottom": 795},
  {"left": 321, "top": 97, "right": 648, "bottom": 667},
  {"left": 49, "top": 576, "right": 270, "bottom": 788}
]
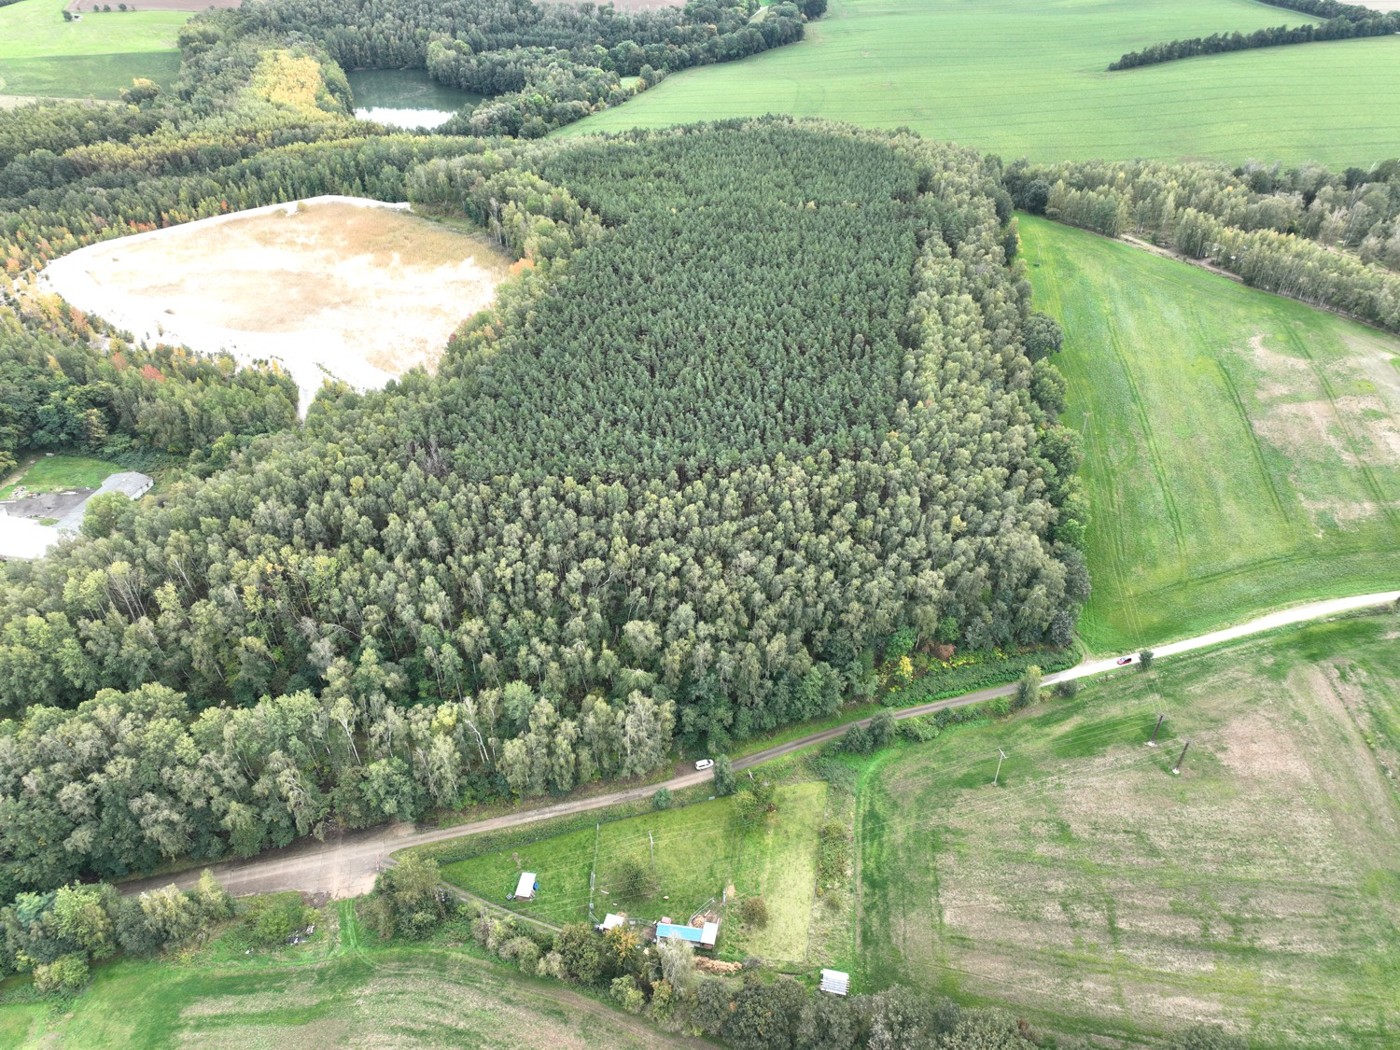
[
  {"left": 1104, "top": 308, "right": 1187, "bottom": 561},
  {"left": 1193, "top": 308, "right": 1291, "bottom": 525},
  {"left": 1283, "top": 324, "right": 1400, "bottom": 529},
  {"left": 1131, "top": 548, "right": 1318, "bottom": 605}
]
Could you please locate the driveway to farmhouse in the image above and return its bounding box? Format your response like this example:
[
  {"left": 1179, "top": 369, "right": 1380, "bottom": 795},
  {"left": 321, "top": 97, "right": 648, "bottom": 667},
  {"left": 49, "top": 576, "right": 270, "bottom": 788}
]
[{"left": 124, "top": 590, "right": 1400, "bottom": 900}]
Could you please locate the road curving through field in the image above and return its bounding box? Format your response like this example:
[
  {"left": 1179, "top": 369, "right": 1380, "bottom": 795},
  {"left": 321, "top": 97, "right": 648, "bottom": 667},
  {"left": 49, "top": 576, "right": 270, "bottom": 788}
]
[{"left": 122, "top": 589, "right": 1399, "bottom": 901}]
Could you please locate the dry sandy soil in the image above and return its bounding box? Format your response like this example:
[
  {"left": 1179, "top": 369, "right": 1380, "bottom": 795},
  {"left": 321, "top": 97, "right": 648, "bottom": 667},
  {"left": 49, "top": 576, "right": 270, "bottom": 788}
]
[{"left": 42, "top": 196, "right": 509, "bottom": 412}]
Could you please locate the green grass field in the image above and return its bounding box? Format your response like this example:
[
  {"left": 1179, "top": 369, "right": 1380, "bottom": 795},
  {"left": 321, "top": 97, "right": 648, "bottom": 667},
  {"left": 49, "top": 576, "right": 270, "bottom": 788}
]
[
  {"left": 0, "top": 901, "right": 694, "bottom": 1048},
  {"left": 443, "top": 781, "right": 837, "bottom": 966},
  {"left": 0, "top": 0, "right": 188, "bottom": 99},
  {"left": 857, "top": 614, "right": 1400, "bottom": 1047},
  {"left": 566, "top": 0, "right": 1400, "bottom": 167},
  {"left": 1020, "top": 215, "right": 1400, "bottom": 653},
  {"left": 0, "top": 452, "right": 124, "bottom": 498}
]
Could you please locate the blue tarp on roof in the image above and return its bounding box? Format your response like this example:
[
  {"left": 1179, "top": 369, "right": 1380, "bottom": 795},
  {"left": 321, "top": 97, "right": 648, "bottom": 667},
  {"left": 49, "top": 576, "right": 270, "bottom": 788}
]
[{"left": 655, "top": 923, "right": 704, "bottom": 943}]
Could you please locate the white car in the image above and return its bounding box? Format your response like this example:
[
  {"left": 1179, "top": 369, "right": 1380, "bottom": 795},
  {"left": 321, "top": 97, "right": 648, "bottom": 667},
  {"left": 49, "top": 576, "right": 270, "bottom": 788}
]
[{"left": 695, "top": 758, "right": 715, "bottom": 771}]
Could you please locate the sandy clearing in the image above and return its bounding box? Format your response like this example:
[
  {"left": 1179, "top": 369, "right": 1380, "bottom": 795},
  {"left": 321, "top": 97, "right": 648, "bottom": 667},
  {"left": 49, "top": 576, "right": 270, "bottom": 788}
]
[
  {"left": 41, "top": 196, "right": 509, "bottom": 414},
  {"left": 1253, "top": 398, "right": 1357, "bottom": 464}
]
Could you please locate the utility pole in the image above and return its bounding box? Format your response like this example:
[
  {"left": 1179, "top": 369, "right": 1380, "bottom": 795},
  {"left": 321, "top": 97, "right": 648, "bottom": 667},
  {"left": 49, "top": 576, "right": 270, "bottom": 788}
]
[
  {"left": 588, "top": 821, "right": 600, "bottom": 923},
  {"left": 993, "top": 748, "right": 1006, "bottom": 787},
  {"left": 649, "top": 831, "right": 655, "bottom": 874},
  {"left": 1147, "top": 713, "right": 1165, "bottom": 747},
  {"left": 1171, "top": 740, "right": 1190, "bottom": 775}
]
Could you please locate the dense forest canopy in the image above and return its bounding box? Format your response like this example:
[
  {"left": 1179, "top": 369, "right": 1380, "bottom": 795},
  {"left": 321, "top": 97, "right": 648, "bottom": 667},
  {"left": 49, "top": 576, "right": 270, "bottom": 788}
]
[
  {"left": 0, "top": 111, "right": 1086, "bottom": 897},
  {"left": 429, "top": 127, "right": 918, "bottom": 479}
]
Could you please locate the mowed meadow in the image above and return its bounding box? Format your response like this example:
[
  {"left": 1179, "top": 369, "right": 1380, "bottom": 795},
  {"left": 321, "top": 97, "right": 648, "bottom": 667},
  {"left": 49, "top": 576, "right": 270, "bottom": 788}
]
[
  {"left": 0, "top": 902, "right": 698, "bottom": 1049},
  {"left": 566, "top": 0, "right": 1400, "bottom": 167},
  {"left": 1020, "top": 216, "right": 1400, "bottom": 653},
  {"left": 857, "top": 614, "right": 1400, "bottom": 1047},
  {"left": 0, "top": 0, "right": 187, "bottom": 98}
]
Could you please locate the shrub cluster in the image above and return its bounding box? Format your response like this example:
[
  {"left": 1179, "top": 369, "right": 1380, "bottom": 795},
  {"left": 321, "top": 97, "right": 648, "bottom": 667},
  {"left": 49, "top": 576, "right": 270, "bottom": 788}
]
[{"left": 0, "top": 871, "right": 232, "bottom": 996}]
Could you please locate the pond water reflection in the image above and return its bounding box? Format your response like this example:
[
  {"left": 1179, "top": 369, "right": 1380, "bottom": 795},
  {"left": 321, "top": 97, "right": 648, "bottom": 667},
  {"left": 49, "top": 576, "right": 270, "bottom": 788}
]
[{"left": 347, "top": 69, "right": 483, "bottom": 129}]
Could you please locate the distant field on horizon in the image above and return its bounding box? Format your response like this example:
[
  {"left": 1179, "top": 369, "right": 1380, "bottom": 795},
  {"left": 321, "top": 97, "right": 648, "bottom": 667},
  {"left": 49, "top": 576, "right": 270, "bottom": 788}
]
[
  {"left": 1021, "top": 215, "right": 1400, "bottom": 653},
  {"left": 566, "top": 0, "right": 1400, "bottom": 167},
  {"left": 0, "top": 0, "right": 187, "bottom": 98}
]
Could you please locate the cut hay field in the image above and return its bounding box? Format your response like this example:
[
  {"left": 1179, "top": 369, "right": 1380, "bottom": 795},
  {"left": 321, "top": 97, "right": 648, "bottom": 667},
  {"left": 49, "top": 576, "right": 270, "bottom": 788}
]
[
  {"left": 41, "top": 196, "right": 510, "bottom": 413},
  {"left": 565, "top": 0, "right": 1400, "bottom": 167},
  {"left": 1019, "top": 215, "right": 1400, "bottom": 654},
  {"left": 443, "top": 780, "right": 839, "bottom": 967},
  {"left": 857, "top": 613, "right": 1400, "bottom": 1047},
  {"left": 0, "top": 902, "right": 696, "bottom": 1049},
  {"left": 0, "top": 0, "right": 187, "bottom": 99}
]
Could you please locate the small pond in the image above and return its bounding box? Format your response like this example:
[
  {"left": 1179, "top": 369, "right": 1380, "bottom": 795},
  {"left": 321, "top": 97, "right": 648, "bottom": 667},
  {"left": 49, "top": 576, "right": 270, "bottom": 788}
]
[{"left": 346, "top": 69, "right": 483, "bottom": 130}]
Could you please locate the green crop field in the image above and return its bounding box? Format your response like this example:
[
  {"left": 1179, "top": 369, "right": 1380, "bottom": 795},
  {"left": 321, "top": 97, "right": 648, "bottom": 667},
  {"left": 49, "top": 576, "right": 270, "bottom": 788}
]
[
  {"left": 0, "top": 0, "right": 188, "bottom": 99},
  {"left": 566, "top": 0, "right": 1400, "bottom": 167},
  {"left": 857, "top": 614, "right": 1400, "bottom": 1047},
  {"left": 1020, "top": 215, "right": 1400, "bottom": 653},
  {"left": 443, "top": 780, "right": 839, "bottom": 967},
  {"left": 0, "top": 452, "right": 124, "bottom": 499},
  {"left": 0, "top": 901, "right": 695, "bottom": 1048}
]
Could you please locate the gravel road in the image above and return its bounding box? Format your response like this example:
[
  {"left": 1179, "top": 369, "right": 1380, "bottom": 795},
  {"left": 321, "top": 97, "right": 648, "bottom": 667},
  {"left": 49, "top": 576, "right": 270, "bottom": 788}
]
[{"left": 123, "top": 590, "right": 1399, "bottom": 899}]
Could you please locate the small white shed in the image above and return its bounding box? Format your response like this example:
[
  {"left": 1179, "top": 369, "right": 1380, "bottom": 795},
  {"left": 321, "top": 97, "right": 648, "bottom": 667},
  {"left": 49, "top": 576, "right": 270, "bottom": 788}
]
[
  {"left": 820, "top": 969, "right": 850, "bottom": 996},
  {"left": 514, "top": 871, "right": 537, "bottom": 900}
]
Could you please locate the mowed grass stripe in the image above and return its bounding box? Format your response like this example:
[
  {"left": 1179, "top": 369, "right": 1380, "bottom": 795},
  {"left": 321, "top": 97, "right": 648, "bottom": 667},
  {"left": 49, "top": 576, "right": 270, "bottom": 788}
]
[
  {"left": 568, "top": 0, "right": 1400, "bottom": 165},
  {"left": 1026, "top": 236, "right": 1145, "bottom": 642},
  {"left": 1019, "top": 216, "right": 1400, "bottom": 652},
  {"left": 1199, "top": 306, "right": 1291, "bottom": 525}
]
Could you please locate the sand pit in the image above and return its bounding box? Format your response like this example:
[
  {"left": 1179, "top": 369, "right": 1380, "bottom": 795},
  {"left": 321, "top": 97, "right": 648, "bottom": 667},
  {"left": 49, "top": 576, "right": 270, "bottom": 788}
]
[{"left": 41, "top": 197, "right": 509, "bottom": 412}]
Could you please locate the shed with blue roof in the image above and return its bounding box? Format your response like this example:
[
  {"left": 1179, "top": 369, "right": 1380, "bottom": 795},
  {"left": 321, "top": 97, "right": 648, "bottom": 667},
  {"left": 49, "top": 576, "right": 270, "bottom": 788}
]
[{"left": 655, "top": 921, "right": 718, "bottom": 949}]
